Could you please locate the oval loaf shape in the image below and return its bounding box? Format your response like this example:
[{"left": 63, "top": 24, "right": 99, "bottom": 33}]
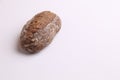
[{"left": 20, "top": 11, "right": 61, "bottom": 53}]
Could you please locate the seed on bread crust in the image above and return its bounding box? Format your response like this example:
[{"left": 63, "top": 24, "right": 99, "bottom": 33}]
[{"left": 20, "top": 11, "right": 61, "bottom": 53}]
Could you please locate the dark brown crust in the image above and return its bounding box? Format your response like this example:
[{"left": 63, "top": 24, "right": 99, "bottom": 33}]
[{"left": 20, "top": 11, "right": 61, "bottom": 53}]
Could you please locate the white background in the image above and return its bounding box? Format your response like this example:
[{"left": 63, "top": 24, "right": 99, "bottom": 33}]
[{"left": 0, "top": 0, "right": 120, "bottom": 80}]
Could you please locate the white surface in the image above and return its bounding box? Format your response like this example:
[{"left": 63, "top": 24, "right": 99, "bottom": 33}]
[{"left": 0, "top": 0, "right": 120, "bottom": 80}]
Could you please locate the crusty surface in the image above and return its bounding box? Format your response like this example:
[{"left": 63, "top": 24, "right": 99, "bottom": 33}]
[{"left": 20, "top": 11, "right": 61, "bottom": 53}]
